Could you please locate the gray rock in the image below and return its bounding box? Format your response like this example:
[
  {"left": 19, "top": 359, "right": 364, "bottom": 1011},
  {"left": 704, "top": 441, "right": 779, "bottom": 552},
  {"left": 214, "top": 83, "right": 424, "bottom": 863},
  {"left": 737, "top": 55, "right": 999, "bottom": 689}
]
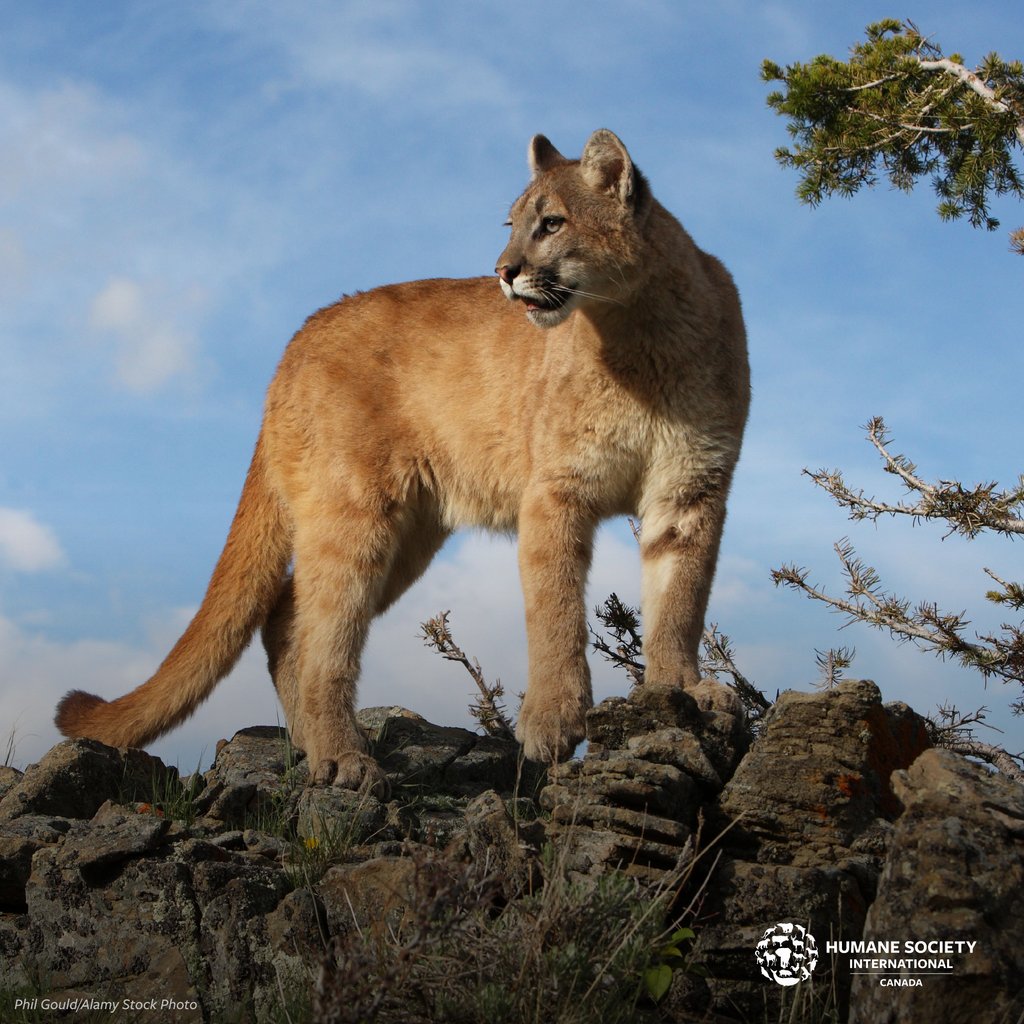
[
  {"left": 0, "top": 765, "right": 22, "bottom": 803},
  {"left": 0, "top": 836, "right": 39, "bottom": 910},
  {"left": 718, "top": 681, "right": 931, "bottom": 865},
  {"left": 195, "top": 726, "right": 306, "bottom": 826},
  {"left": 849, "top": 748, "right": 1024, "bottom": 1024},
  {"left": 296, "top": 786, "right": 393, "bottom": 845},
  {"left": 0, "top": 814, "right": 75, "bottom": 909},
  {"left": 368, "top": 709, "right": 524, "bottom": 799},
  {"left": 194, "top": 857, "right": 293, "bottom": 1019},
  {"left": 24, "top": 844, "right": 199, "bottom": 997},
  {"left": 72, "top": 801, "right": 169, "bottom": 871},
  {"left": 693, "top": 680, "right": 932, "bottom": 1021},
  {"left": 317, "top": 856, "right": 417, "bottom": 940},
  {"left": 0, "top": 740, "right": 178, "bottom": 822},
  {"left": 539, "top": 682, "right": 741, "bottom": 883},
  {"left": 626, "top": 727, "right": 723, "bottom": 792},
  {"left": 446, "top": 789, "right": 543, "bottom": 897},
  {"left": 692, "top": 859, "right": 868, "bottom": 1015}
]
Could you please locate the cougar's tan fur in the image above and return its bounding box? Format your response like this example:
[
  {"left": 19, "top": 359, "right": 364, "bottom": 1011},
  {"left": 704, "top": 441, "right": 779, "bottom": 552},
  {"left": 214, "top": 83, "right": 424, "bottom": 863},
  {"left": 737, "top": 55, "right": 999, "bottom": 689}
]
[{"left": 56, "top": 130, "right": 750, "bottom": 795}]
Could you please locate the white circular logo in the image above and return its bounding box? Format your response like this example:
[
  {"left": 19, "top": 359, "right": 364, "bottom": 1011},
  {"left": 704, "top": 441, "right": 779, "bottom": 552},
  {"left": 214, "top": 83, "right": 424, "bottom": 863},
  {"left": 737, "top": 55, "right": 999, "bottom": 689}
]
[{"left": 755, "top": 923, "right": 818, "bottom": 986}]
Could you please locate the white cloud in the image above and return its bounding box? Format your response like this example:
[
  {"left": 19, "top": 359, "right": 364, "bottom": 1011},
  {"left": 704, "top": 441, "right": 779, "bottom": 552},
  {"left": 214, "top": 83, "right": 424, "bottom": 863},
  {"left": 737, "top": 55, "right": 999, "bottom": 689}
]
[
  {"left": 0, "top": 610, "right": 284, "bottom": 772},
  {"left": 0, "top": 508, "right": 66, "bottom": 572},
  {"left": 203, "top": 2, "right": 513, "bottom": 109},
  {"left": 0, "top": 79, "right": 143, "bottom": 204},
  {"left": 89, "top": 277, "right": 201, "bottom": 393}
]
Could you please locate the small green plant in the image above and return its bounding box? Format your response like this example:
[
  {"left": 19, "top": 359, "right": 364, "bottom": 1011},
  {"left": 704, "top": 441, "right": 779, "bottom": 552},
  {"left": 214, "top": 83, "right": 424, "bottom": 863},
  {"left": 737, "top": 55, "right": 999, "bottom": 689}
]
[
  {"left": 285, "top": 833, "right": 340, "bottom": 889},
  {"left": 3, "top": 720, "right": 20, "bottom": 769},
  {"left": 145, "top": 759, "right": 206, "bottom": 827},
  {"left": 285, "top": 785, "right": 393, "bottom": 891},
  {"left": 642, "top": 925, "right": 701, "bottom": 1003}
]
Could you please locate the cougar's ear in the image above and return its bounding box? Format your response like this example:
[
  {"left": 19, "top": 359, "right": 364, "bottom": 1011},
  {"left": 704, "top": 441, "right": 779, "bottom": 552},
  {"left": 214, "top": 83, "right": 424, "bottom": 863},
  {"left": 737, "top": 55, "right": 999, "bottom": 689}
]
[
  {"left": 528, "top": 134, "right": 567, "bottom": 177},
  {"left": 580, "top": 129, "right": 636, "bottom": 204}
]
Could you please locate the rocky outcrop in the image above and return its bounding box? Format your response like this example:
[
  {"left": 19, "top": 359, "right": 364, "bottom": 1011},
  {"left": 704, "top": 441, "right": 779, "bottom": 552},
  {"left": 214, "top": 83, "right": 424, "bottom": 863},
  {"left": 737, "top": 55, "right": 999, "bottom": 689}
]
[
  {"left": 540, "top": 680, "right": 749, "bottom": 883},
  {"left": 0, "top": 683, "right": 1020, "bottom": 1023},
  {"left": 849, "top": 748, "right": 1024, "bottom": 1024},
  {"left": 0, "top": 709, "right": 529, "bottom": 1023},
  {"left": 687, "top": 680, "right": 932, "bottom": 1020}
]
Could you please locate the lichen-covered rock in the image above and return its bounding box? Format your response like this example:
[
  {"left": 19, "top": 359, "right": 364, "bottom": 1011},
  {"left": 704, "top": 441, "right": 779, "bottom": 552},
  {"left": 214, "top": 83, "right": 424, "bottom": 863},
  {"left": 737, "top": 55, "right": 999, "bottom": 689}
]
[
  {"left": 0, "top": 837, "right": 40, "bottom": 911},
  {"left": 194, "top": 857, "right": 293, "bottom": 1019},
  {"left": 0, "top": 740, "right": 178, "bottom": 822},
  {"left": 363, "top": 706, "right": 523, "bottom": 798},
  {"left": 694, "top": 680, "right": 932, "bottom": 1021},
  {"left": 195, "top": 726, "right": 305, "bottom": 826},
  {"left": 0, "top": 691, "right": 1017, "bottom": 1023},
  {"left": 24, "top": 840, "right": 200, "bottom": 1006},
  {"left": 317, "top": 856, "right": 417, "bottom": 940},
  {"left": 0, "top": 815, "right": 76, "bottom": 913},
  {"left": 295, "top": 786, "right": 394, "bottom": 845},
  {"left": 718, "top": 680, "right": 931, "bottom": 866},
  {"left": 540, "top": 680, "right": 746, "bottom": 883},
  {"left": 0, "top": 766, "right": 22, "bottom": 803},
  {"left": 849, "top": 749, "right": 1024, "bottom": 1024},
  {"left": 446, "top": 789, "right": 543, "bottom": 898}
]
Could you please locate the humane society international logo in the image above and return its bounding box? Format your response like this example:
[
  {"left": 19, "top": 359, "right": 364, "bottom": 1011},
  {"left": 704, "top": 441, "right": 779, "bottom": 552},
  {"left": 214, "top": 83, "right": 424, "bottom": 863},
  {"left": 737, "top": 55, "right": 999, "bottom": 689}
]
[{"left": 755, "top": 923, "right": 819, "bottom": 986}]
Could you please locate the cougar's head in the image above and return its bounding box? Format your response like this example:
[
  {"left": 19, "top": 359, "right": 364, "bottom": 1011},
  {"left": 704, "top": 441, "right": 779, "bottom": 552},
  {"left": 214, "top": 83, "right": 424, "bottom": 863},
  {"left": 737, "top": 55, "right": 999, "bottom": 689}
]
[{"left": 496, "top": 129, "right": 651, "bottom": 328}]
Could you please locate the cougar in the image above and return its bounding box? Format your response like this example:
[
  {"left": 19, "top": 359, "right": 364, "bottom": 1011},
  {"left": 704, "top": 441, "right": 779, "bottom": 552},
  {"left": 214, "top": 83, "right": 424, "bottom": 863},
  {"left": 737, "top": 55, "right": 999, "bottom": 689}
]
[{"left": 56, "top": 129, "right": 750, "bottom": 796}]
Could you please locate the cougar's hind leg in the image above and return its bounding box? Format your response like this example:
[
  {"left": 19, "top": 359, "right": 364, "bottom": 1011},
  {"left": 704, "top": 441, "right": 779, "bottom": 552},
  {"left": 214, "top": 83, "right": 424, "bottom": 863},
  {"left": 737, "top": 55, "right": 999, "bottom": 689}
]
[
  {"left": 262, "top": 500, "right": 448, "bottom": 755},
  {"left": 375, "top": 500, "right": 449, "bottom": 614},
  {"left": 289, "top": 499, "right": 403, "bottom": 797},
  {"left": 262, "top": 577, "right": 303, "bottom": 749}
]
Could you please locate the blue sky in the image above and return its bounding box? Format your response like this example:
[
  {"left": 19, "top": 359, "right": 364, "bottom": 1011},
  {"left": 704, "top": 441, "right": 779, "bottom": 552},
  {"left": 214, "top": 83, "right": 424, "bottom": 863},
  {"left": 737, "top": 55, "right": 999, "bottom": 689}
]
[{"left": 3, "top": 1, "right": 1023, "bottom": 771}]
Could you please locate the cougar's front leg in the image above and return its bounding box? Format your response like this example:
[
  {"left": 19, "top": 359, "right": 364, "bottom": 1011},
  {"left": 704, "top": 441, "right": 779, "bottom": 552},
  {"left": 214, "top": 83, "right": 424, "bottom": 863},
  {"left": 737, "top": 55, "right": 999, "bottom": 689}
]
[
  {"left": 640, "top": 473, "right": 732, "bottom": 689},
  {"left": 516, "top": 486, "right": 595, "bottom": 762}
]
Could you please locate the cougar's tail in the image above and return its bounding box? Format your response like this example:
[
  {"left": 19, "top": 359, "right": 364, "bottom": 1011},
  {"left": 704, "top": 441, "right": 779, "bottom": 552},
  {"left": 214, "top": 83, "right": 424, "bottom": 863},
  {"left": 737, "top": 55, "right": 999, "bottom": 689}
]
[{"left": 55, "top": 434, "right": 292, "bottom": 749}]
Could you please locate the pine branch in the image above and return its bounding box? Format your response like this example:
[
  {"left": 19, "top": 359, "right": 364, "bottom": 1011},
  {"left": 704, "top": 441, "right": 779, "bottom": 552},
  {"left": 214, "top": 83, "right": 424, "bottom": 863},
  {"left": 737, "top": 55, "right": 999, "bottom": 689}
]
[
  {"left": 927, "top": 701, "right": 1024, "bottom": 782},
  {"left": 814, "top": 646, "right": 855, "bottom": 689},
  {"left": 914, "top": 56, "right": 1024, "bottom": 147},
  {"left": 763, "top": 19, "right": 1024, "bottom": 248},
  {"left": 590, "top": 593, "right": 646, "bottom": 688}
]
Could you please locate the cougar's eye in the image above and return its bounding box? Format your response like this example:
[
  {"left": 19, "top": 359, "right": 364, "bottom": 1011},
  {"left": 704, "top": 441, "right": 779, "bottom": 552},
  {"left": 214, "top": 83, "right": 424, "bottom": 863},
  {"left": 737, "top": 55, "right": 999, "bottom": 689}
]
[{"left": 540, "top": 216, "right": 564, "bottom": 235}]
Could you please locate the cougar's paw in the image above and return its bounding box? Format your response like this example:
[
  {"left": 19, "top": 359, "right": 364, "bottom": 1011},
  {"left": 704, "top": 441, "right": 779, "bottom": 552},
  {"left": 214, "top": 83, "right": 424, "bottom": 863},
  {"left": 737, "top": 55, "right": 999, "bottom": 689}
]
[
  {"left": 516, "top": 696, "right": 588, "bottom": 764},
  {"left": 311, "top": 753, "right": 390, "bottom": 800},
  {"left": 688, "top": 676, "right": 743, "bottom": 716}
]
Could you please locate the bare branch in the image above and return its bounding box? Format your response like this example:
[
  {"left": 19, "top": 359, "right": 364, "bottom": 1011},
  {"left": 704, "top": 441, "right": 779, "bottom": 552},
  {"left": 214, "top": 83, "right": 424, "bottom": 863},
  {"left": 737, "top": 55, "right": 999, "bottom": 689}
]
[
  {"left": 807, "top": 418, "right": 1024, "bottom": 539},
  {"left": 927, "top": 702, "right": 1024, "bottom": 783},
  {"left": 421, "top": 611, "right": 515, "bottom": 741},
  {"left": 772, "top": 542, "right": 1024, "bottom": 687},
  {"left": 701, "top": 624, "right": 773, "bottom": 720}
]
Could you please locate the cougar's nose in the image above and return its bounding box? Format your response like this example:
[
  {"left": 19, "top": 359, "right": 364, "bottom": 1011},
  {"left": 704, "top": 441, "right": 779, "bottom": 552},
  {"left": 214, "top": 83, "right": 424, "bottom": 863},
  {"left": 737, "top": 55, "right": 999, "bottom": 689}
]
[{"left": 496, "top": 263, "right": 520, "bottom": 285}]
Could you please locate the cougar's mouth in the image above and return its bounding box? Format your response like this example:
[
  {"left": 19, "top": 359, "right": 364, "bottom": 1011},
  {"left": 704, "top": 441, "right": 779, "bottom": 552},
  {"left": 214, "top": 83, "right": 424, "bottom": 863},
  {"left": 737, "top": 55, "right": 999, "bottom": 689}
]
[
  {"left": 524, "top": 292, "right": 569, "bottom": 313},
  {"left": 520, "top": 277, "right": 578, "bottom": 312}
]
